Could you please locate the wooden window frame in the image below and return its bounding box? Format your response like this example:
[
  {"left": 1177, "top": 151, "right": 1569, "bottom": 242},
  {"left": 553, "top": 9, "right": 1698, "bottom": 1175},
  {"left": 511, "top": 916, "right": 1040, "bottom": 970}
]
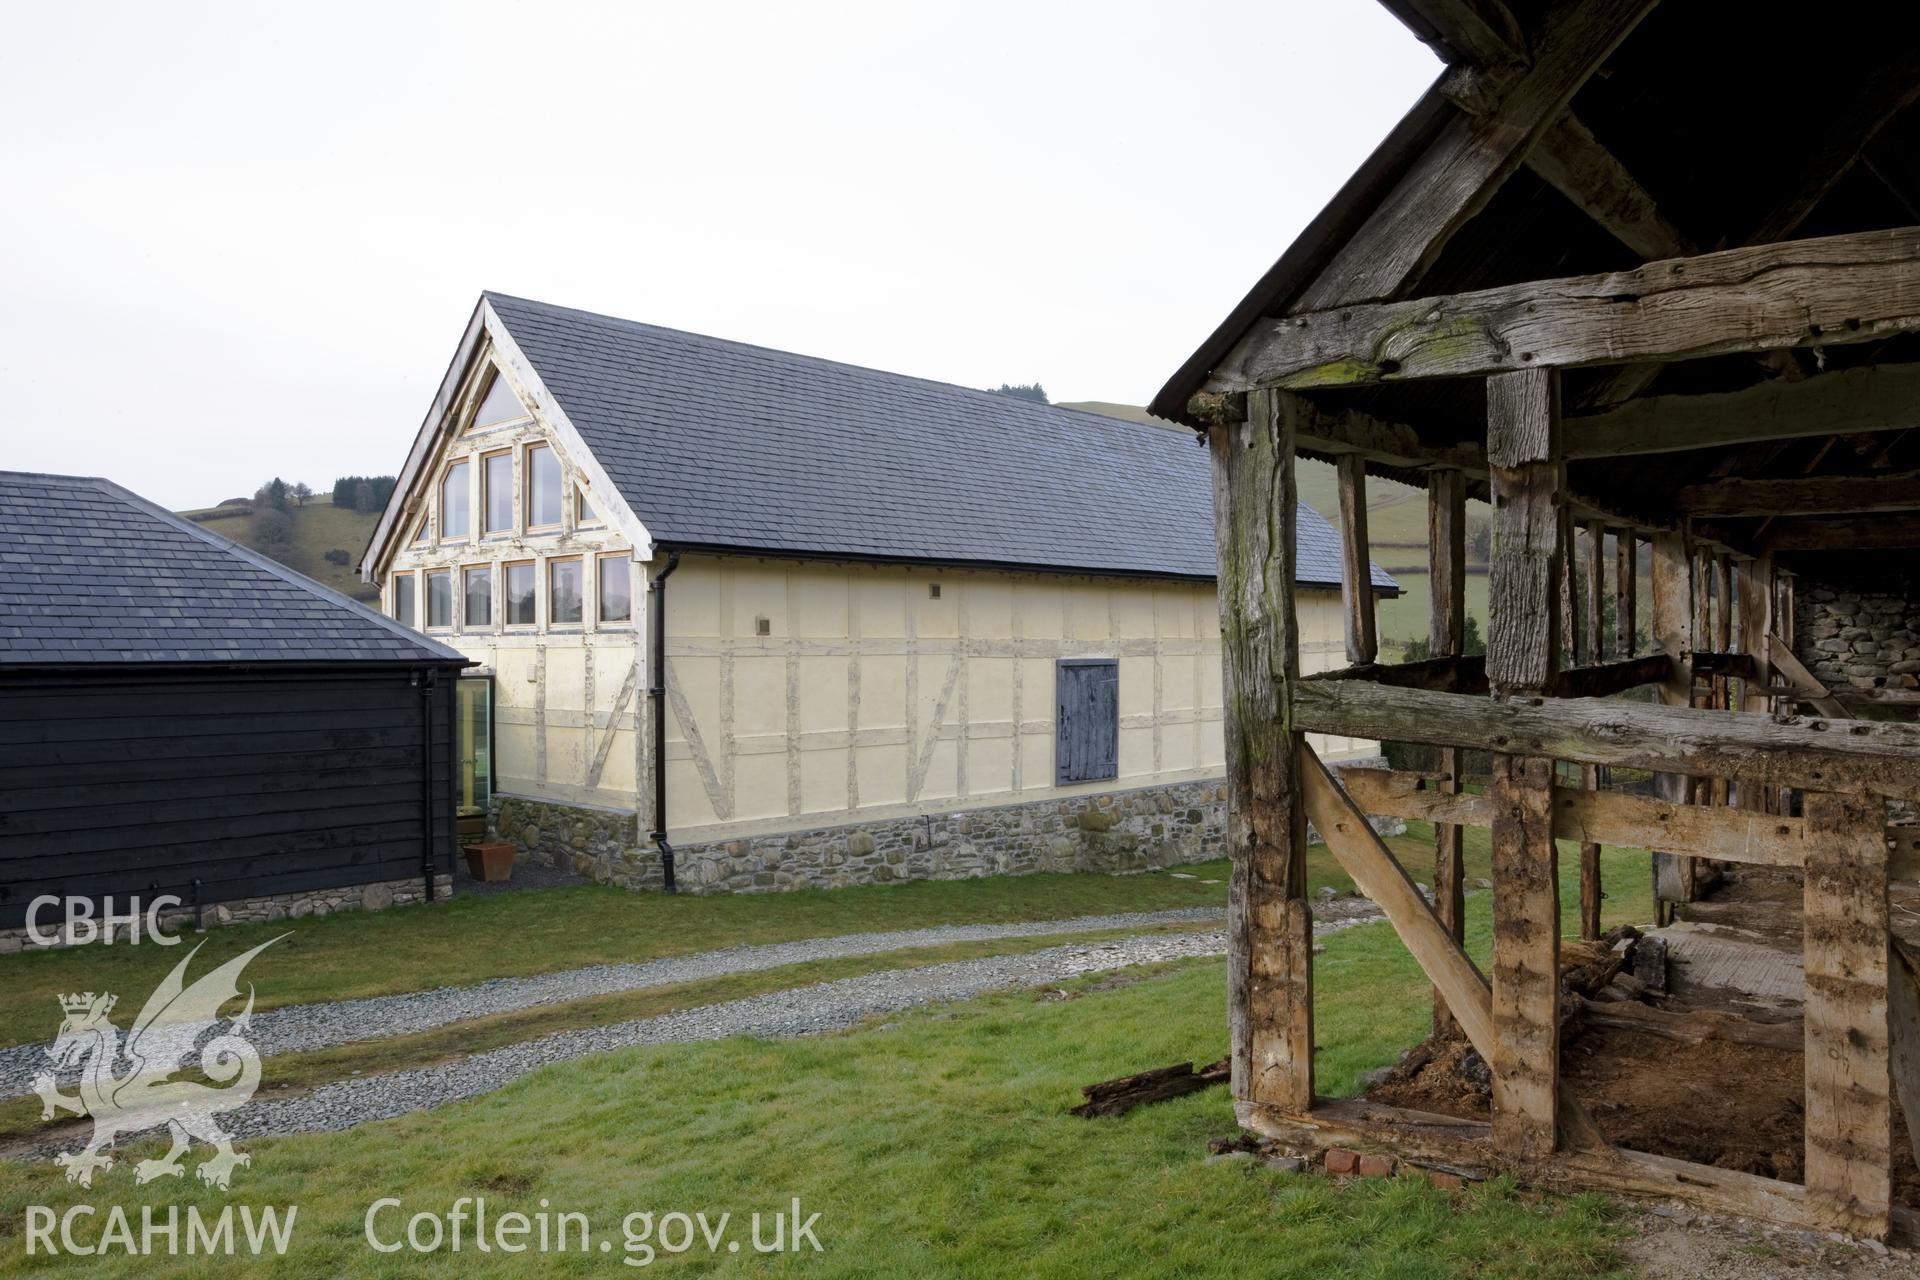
[
  {"left": 424, "top": 569, "right": 455, "bottom": 631},
  {"left": 597, "top": 552, "right": 633, "bottom": 625},
  {"left": 503, "top": 560, "right": 538, "bottom": 630},
  {"left": 440, "top": 459, "right": 472, "bottom": 543},
  {"left": 576, "top": 485, "right": 603, "bottom": 528},
  {"left": 524, "top": 442, "right": 563, "bottom": 532},
  {"left": 463, "top": 565, "right": 494, "bottom": 629},
  {"left": 393, "top": 571, "right": 419, "bottom": 629},
  {"left": 481, "top": 449, "right": 514, "bottom": 537},
  {"left": 548, "top": 555, "right": 585, "bottom": 628},
  {"left": 465, "top": 365, "right": 534, "bottom": 435}
]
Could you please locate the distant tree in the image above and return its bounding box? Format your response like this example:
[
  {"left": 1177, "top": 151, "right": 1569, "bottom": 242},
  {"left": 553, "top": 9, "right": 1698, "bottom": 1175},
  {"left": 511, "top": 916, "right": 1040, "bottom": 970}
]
[
  {"left": 331, "top": 476, "right": 354, "bottom": 507},
  {"left": 255, "top": 508, "right": 294, "bottom": 549},
  {"left": 987, "top": 382, "right": 1048, "bottom": 404},
  {"left": 254, "top": 477, "right": 291, "bottom": 513},
  {"left": 1465, "top": 515, "right": 1493, "bottom": 561},
  {"left": 352, "top": 480, "right": 376, "bottom": 513},
  {"left": 323, "top": 548, "right": 351, "bottom": 566},
  {"left": 1399, "top": 613, "right": 1486, "bottom": 663},
  {"left": 367, "top": 476, "right": 396, "bottom": 509},
  {"left": 291, "top": 482, "right": 313, "bottom": 507}
]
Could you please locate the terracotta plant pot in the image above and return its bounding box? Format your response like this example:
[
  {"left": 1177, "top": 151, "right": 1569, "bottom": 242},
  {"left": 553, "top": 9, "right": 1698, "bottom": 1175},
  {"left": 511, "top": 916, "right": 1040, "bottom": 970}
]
[{"left": 463, "top": 841, "right": 517, "bottom": 883}]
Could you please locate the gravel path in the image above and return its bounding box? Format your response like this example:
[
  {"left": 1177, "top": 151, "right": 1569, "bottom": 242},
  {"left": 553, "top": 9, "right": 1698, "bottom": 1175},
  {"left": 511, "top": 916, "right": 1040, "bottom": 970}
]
[
  {"left": 0, "top": 906, "right": 1256, "bottom": 1099},
  {"left": 13, "top": 902, "right": 1383, "bottom": 1155}
]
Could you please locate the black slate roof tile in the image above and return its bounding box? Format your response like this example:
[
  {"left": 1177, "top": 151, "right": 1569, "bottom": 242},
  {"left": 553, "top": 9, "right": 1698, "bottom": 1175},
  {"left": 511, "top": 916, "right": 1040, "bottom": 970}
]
[
  {"left": 0, "top": 473, "right": 468, "bottom": 667},
  {"left": 484, "top": 294, "right": 1397, "bottom": 592}
]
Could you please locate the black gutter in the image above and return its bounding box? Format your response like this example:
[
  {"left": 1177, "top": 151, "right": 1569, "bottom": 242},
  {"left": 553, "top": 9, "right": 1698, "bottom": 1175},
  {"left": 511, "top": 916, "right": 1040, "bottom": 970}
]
[{"left": 647, "top": 551, "right": 682, "bottom": 892}]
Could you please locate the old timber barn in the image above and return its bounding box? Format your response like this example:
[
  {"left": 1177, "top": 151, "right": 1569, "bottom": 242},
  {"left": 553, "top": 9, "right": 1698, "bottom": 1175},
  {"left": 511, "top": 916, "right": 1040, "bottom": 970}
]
[{"left": 1151, "top": 0, "right": 1920, "bottom": 1244}]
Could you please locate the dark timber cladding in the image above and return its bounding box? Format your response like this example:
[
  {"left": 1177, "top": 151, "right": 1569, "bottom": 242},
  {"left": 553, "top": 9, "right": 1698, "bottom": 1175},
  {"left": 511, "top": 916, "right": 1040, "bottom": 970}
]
[
  {"left": 1152, "top": 0, "right": 1920, "bottom": 1243},
  {"left": 0, "top": 473, "right": 469, "bottom": 929}
]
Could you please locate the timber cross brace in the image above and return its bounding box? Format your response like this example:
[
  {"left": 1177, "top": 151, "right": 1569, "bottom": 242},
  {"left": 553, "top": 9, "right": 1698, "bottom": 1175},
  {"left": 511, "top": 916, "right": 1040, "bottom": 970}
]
[{"left": 1167, "top": 0, "right": 1920, "bottom": 1242}]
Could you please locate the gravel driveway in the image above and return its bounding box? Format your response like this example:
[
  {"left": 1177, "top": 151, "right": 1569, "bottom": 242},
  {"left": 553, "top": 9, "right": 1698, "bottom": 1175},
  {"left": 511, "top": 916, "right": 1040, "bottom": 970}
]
[
  {"left": 7, "top": 900, "right": 1386, "bottom": 1154},
  {"left": 0, "top": 906, "right": 1252, "bottom": 1099}
]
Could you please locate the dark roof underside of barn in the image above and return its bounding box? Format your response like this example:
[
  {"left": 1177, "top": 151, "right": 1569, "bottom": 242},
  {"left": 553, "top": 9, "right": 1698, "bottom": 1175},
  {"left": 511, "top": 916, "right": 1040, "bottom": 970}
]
[{"left": 1151, "top": 0, "right": 1920, "bottom": 582}]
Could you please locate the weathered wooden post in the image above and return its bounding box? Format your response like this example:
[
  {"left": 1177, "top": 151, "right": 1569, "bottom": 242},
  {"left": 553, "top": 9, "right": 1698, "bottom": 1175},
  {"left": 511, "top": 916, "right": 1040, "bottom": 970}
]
[
  {"left": 1649, "top": 531, "right": 1696, "bottom": 911},
  {"left": 1578, "top": 518, "right": 1605, "bottom": 939},
  {"left": 1429, "top": 467, "right": 1467, "bottom": 1030},
  {"left": 1485, "top": 367, "right": 1564, "bottom": 1157},
  {"left": 1337, "top": 453, "right": 1377, "bottom": 666},
  {"left": 1208, "top": 388, "right": 1313, "bottom": 1114}
]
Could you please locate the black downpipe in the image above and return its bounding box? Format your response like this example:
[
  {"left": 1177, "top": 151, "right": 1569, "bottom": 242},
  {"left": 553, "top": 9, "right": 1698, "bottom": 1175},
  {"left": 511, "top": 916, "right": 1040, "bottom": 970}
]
[
  {"left": 415, "top": 668, "right": 438, "bottom": 902},
  {"left": 649, "top": 552, "right": 682, "bottom": 892}
]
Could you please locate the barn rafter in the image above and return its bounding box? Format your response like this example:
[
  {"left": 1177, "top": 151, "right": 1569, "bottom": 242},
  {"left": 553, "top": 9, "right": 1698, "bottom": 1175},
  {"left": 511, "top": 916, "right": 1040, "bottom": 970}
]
[{"left": 1157, "top": 0, "right": 1920, "bottom": 1242}]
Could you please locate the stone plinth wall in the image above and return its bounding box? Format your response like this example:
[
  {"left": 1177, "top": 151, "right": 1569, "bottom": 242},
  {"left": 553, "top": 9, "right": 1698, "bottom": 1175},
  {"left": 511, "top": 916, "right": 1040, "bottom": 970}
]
[
  {"left": 0, "top": 874, "right": 453, "bottom": 954},
  {"left": 1797, "top": 587, "right": 1920, "bottom": 690},
  {"left": 489, "top": 762, "right": 1403, "bottom": 896}
]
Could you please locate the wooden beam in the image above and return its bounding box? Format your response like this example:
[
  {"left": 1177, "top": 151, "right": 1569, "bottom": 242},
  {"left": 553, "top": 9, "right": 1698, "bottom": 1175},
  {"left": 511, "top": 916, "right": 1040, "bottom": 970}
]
[
  {"left": 1769, "top": 637, "right": 1849, "bottom": 719},
  {"left": 1210, "top": 389, "right": 1313, "bottom": 1112},
  {"left": 1283, "top": 0, "right": 1655, "bottom": 315},
  {"left": 1381, "top": 0, "right": 1527, "bottom": 68},
  {"left": 1240, "top": 1096, "right": 1920, "bottom": 1245},
  {"left": 1212, "top": 226, "right": 1920, "bottom": 393},
  {"left": 1429, "top": 467, "right": 1468, "bottom": 1036},
  {"left": 1691, "top": 650, "right": 1760, "bottom": 681},
  {"left": 1737, "top": 556, "right": 1775, "bottom": 722},
  {"left": 1759, "top": 514, "right": 1920, "bottom": 552},
  {"left": 1306, "top": 654, "right": 1487, "bottom": 694},
  {"left": 1528, "top": 111, "right": 1696, "bottom": 262},
  {"left": 1678, "top": 469, "right": 1920, "bottom": 519},
  {"left": 1337, "top": 766, "right": 1920, "bottom": 880},
  {"left": 1294, "top": 398, "right": 1486, "bottom": 472},
  {"left": 1552, "top": 653, "right": 1671, "bottom": 699},
  {"left": 1565, "top": 361, "right": 1920, "bottom": 460},
  {"left": 1337, "top": 454, "right": 1378, "bottom": 664},
  {"left": 1291, "top": 679, "right": 1920, "bottom": 802},
  {"left": 1801, "top": 791, "right": 1893, "bottom": 1240}
]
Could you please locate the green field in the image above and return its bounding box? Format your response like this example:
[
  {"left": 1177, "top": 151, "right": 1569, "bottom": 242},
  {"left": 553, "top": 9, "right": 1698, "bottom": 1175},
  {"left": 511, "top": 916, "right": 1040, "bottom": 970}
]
[{"left": 175, "top": 501, "right": 381, "bottom": 602}]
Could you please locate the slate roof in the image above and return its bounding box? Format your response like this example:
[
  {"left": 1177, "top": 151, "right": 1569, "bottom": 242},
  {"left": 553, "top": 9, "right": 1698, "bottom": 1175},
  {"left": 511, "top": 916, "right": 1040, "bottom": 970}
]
[
  {"left": 484, "top": 293, "right": 1397, "bottom": 592},
  {"left": 0, "top": 473, "right": 467, "bottom": 665}
]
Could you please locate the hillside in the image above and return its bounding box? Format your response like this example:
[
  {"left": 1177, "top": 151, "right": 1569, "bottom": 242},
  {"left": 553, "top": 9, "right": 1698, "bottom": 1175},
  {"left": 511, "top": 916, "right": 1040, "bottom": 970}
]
[
  {"left": 175, "top": 500, "right": 382, "bottom": 602},
  {"left": 1061, "top": 400, "right": 1492, "bottom": 654}
]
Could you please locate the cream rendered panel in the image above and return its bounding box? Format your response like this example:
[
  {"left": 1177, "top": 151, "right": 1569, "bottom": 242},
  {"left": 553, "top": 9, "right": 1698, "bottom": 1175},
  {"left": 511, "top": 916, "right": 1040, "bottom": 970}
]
[{"left": 658, "top": 554, "right": 1380, "bottom": 844}]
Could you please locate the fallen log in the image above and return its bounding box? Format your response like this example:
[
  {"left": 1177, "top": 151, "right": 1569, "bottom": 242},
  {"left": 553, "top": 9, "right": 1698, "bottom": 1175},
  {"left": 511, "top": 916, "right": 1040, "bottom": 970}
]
[
  {"left": 1574, "top": 995, "right": 1801, "bottom": 1051},
  {"left": 1072, "top": 1057, "right": 1230, "bottom": 1118}
]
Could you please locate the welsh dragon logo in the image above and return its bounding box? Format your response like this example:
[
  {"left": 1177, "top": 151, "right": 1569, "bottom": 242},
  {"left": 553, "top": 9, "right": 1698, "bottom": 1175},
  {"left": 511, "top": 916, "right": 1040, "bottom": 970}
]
[{"left": 31, "top": 937, "right": 281, "bottom": 1189}]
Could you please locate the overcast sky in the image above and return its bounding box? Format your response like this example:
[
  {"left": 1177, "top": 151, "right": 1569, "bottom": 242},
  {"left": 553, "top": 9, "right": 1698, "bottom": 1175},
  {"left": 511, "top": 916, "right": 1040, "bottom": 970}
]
[{"left": 0, "top": 1, "right": 1437, "bottom": 510}]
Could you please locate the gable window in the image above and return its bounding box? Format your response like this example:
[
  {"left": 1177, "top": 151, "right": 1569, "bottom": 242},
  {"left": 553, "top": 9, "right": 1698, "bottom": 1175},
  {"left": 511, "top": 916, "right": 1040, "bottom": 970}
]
[
  {"left": 505, "top": 561, "right": 536, "bottom": 627},
  {"left": 598, "top": 554, "right": 631, "bottom": 623},
  {"left": 464, "top": 566, "right": 493, "bottom": 627},
  {"left": 1055, "top": 659, "right": 1118, "bottom": 785},
  {"left": 425, "top": 570, "right": 454, "bottom": 630},
  {"left": 472, "top": 368, "right": 529, "bottom": 430},
  {"left": 410, "top": 515, "right": 428, "bottom": 546},
  {"left": 393, "top": 573, "right": 417, "bottom": 627},
  {"left": 482, "top": 450, "right": 513, "bottom": 534},
  {"left": 549, "top": 557, "right": 583, "bottom": 625},
  {"left": 442, "top": 460, "right": 471, "bottom": 541},
  {"left": 577, "top": 486, "right": 601, "bottom": 526},
  {"left": 526, "top": 444, "right": 562, "bottom": 529}
]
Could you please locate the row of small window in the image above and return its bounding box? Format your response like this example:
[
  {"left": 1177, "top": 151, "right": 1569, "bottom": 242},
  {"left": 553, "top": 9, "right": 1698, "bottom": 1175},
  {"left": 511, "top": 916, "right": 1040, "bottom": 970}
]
[
  {"left": 424, "top": 443, "right": 596, "bottom": 543},
  {"left": 393, "top": 555, "right": 632, "bottom": 631}
]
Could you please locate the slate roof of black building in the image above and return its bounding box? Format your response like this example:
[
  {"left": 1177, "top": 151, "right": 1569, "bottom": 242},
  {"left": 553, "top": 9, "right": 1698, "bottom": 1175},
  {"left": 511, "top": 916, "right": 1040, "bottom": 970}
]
[
  {"left": 0, "top": 472, "right": 467, "bottom": 665},
  {"left": 484, "top": 293, "right": 1397, "bottom": 592}
]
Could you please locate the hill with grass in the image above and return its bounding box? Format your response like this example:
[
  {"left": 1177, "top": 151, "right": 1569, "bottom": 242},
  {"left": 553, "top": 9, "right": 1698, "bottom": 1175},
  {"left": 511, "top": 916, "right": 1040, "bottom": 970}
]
[
  {"left": 1061, "top": 401, "right": 1494, "bottom": 656},
  {"left": 176, "top": 498, "right": 382, "bottom": 602}
]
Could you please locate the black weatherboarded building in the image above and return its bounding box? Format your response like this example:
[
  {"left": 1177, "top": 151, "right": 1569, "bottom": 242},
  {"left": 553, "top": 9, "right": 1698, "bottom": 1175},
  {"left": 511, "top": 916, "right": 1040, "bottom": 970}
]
[{"left": 0, "top": 472, "right": 470, "bottom": 941}]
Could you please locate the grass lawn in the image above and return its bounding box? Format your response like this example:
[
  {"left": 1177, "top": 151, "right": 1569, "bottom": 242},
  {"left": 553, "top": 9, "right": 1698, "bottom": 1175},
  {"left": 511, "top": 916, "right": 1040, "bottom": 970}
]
[
  {"left": 0, "top": 922, "right": 1633, "bottom": 1277},
  {"left": 0, "top": 823, "right": 1657, "bottom": 1275},
  {"left": 174, "top": 502, "right": 381, "bottom": 602}
]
